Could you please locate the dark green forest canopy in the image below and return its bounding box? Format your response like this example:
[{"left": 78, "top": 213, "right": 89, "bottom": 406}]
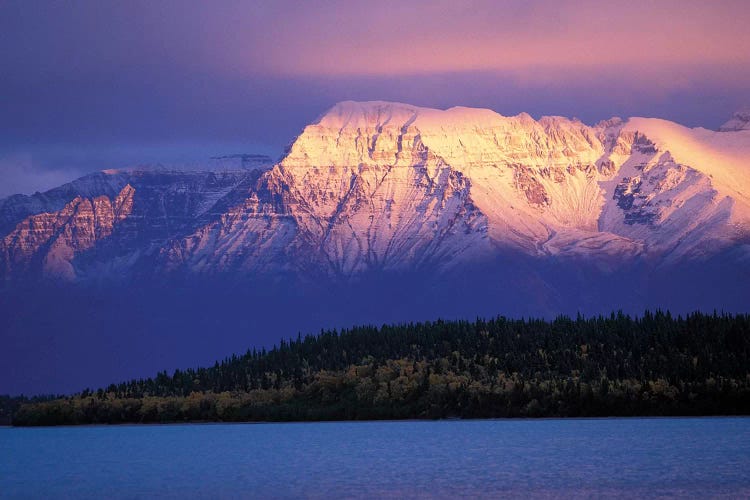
[{"left": 10, "top": 311, "right": 750, "bottom": 425}]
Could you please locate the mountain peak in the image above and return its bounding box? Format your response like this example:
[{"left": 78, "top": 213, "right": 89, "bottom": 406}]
[
  {"left": 315, "top": 100, "right": 517, "bottom": 131},
  {"left": 315, "top": 100, "right": 421, "bottom": 129},
  {"left": 719, "top": 108, "right": 750, "bottom": 131}
]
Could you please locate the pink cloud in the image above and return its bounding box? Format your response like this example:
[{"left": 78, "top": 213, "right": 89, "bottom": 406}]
[{"left": 205, "top": 0, "right": 750, "bottom": 88}]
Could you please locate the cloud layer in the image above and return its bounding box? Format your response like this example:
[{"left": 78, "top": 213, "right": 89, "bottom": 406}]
[{"left": 0, "top": 0, "right": 748, "bottom": 196}]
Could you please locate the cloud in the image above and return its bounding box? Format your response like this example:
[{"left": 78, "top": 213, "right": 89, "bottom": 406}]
[
  {"left": 0, "top": 153, "right": 84, "bottom": 198},
  {"left": 0, "top": 0, "right": 748, "bottom": 196},
  {"left": 245, "top": 0, "right": 750, "bottom": 82},
  {"left": 3, "top": 0, "right": 749, "bottom": 85}
]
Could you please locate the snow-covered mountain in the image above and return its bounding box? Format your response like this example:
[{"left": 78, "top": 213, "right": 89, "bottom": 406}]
[
  {"left": 720, "top": 109, "right": 750, "bottom": 132},
  {"left": 3, "top": 101, "right": 748, "bottom": 287},
  {"left": 3, "top": 101, "right": 750, "bottom": 394},
  {"left": 1, "top": 169, "right": 263, "bottom": 282}
]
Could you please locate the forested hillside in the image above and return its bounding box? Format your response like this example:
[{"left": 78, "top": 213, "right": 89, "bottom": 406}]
[{"left": 12, "top": 311, "right": 750, "bottom": 425}]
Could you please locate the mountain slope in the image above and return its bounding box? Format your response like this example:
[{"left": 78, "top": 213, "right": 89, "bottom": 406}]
[
  {"left": 1, "top": 184, "right": 134, "bottom": 280},
  {"left": 2, "top": 101, "right": 749, "bottom": 284},
  {"left": 0, "top": 169, "right": 261, "bottom": 282}
]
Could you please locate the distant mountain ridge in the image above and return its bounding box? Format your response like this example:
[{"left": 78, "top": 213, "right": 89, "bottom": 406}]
[
  {"left": 2, "top": 101, "right": 749, "bottom": 285},
  {"left": 720, "top": 109, "right": 750, "bottom": 132}
]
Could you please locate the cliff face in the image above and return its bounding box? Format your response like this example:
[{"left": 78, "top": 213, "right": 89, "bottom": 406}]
[
  {"left": 1, "top": 101, "right": 749, "bottom": 284},
  {"left": 1, "top": 185, "right": 134, "bottom": 280}
]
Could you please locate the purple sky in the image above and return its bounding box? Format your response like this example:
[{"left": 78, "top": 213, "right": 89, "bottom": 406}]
[{"left": 1, "top": 0, "right": 749, "bottom": 197}]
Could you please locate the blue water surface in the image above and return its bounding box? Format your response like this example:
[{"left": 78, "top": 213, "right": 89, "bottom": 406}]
[{"left": 1, "top": 417, "right": 749, "bottom": 498}]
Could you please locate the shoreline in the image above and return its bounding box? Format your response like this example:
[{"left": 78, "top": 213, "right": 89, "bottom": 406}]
[{"left": 5, "top": 413, "right": 750, "bottom": 429}]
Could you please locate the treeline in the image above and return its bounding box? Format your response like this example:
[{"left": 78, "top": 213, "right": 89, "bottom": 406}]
[
  {"left": 0, "top": 395, "right": 58, "bottom": 425},
  {"left": 12, "top": 311, "right": 750, "bottom": 425}
]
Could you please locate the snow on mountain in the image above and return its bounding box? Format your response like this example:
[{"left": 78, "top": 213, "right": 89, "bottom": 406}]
[
  {"left": 625, "top": 117, "right": 750, "bottom": 209},
  {"left": 1, "top": 101, "right": 749, "bottom": 284},
  {"left": 268, "top": 101, "right": 750, "bottom": 265},
  {"left": 285, "top": 101, "right": 605, "bottom": 256},
  {"left": 719, "top": 109, "right": 750, "bottom": 132},
  {"left": 0, "top": 170, "right": 131, "bottom": 235},
  {"left": 2, "top": 184, "right": 135, "bottom": 280},
  {"left": 0, "top": 169, "right": 258, "bottom": 282}
]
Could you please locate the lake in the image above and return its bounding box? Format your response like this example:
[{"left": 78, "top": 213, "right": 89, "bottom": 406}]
[{"left": 1, "top": 417, "right": 749, "bottom": 498}]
